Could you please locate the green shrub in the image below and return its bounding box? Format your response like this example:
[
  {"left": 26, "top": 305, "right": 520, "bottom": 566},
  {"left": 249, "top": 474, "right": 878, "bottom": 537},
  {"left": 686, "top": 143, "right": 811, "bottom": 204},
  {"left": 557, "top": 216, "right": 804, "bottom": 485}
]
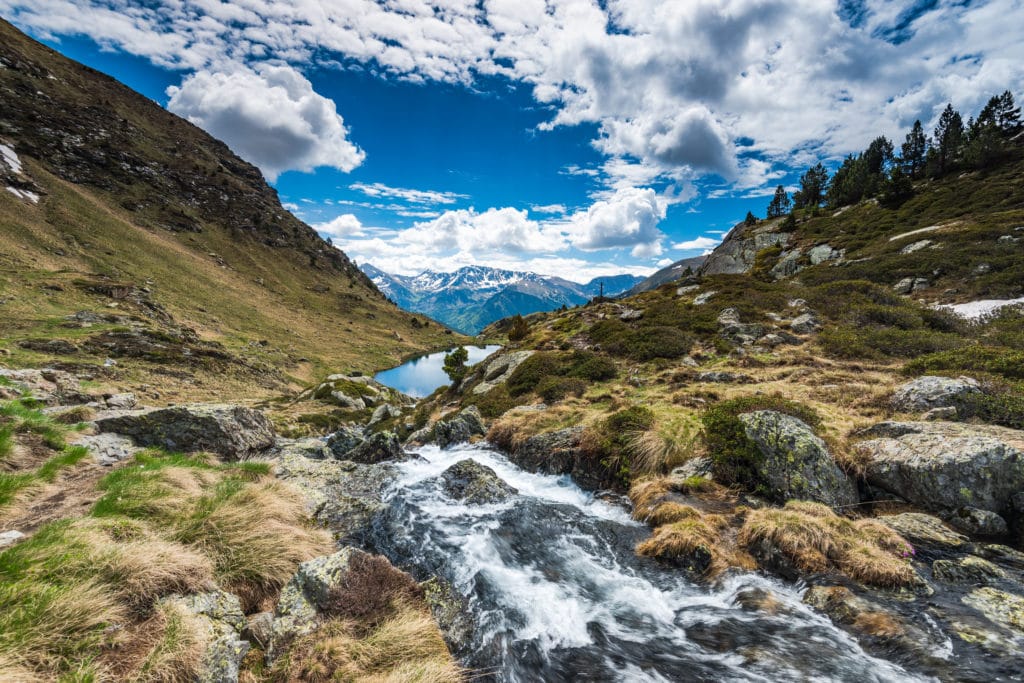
[
  {"left": 820, "top": 325, "right": 963, "bottom": 360},
  {"left": 903, "top": 345, "right": 1024, "bottom": 380},
  {"left": 506, "top": 352, "right": 565, "bottom": 396},
  {"left": 589, "top": 321, "right": 693, "bottom": 361},
  {"left": 565, "top": 350, "right": 618, "bottom": 381},
  {"left": 701, "top": 396, "right": 820, "bottom": 491},
  {"left": 955, "top": 382, "right": 1024, "bottom": 429},
  {"left": 536, "top": 377, "right": 587, "bottom": 403},
  {"left": 506, "top": 350, "right": 617, "bottom": 398},
  {"left": 580, "top": 406, "right": 657, "bottom": 490},
  {"left": 462, "top": 386, "right": 524, "bottom": 418}
]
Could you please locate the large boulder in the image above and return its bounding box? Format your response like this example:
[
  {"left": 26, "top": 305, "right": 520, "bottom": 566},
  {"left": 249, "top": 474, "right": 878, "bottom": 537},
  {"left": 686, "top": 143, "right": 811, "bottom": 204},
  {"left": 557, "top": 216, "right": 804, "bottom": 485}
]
[
  {"left": 440, "top": 459, "right": 517, "bottom": 504},
  {"left": 160, "top": 590, "right": 248, "bottom": 683},
  {"left": 345, "top": 431, "right": 406, "bottom": 464},
  {"left": 891, "top": 376, "right": 981, "bottom": 413},
  {"left": 876, "top": 512, "right": 969, "bottom": 551},
  {"left": 473, "top": 350, "right": 535, "bottom": 395},
  {"left": 430, "top": 406, "right": 486, "bottom": 448},
  {"left": 326, "top": 426, "right": 366, "bottom": 458},
  {"left": 856, "top": 421, "right": 1024, "bottom": 517},
  {"left": 738, "top": 411, "right": 858, "bottom": 507},
  {"left": 271, "top": 548, "right": 361, "bottom": 657},
  {"left": 96, "top": 404, "right": 275, "bottom": 457},
  {"left": 274, "top": 452, "right": 396, "bottom": 544},
  {"left": 497, "top": 426, "right": 609, "bottom": 491}
]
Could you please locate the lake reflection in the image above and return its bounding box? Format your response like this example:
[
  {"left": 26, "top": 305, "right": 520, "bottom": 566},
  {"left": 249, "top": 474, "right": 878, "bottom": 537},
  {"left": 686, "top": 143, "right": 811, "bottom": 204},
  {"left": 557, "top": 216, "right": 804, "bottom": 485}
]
[{"left": 374, "top": 345, "right": 501, "bottom": 398}]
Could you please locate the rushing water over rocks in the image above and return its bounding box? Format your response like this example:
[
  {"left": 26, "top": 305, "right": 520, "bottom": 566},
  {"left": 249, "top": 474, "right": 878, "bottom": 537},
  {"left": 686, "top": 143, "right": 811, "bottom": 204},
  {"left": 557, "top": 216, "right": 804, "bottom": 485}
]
[{"left": 369, "top": 443, "right": 930, "bottom": 682}]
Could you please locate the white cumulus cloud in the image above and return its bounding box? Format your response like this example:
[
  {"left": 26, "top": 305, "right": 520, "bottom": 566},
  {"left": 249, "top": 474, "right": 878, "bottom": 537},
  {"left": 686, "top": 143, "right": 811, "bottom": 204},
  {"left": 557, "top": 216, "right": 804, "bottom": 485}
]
[
  {"left": 166, "top": 65, "right": 365, "bottom": 181},
  {"left": 568, "top": 187, "right": 667, "bottom": 257}
]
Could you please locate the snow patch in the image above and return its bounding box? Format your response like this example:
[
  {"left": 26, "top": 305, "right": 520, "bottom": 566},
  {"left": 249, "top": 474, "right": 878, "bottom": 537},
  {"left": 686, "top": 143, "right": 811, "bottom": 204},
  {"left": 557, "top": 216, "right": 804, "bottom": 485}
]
[
  {"left": 888, "top": 225, "right": 943, "bottom": 242},
  {"left": 937, "top": 298, "right": 1024, "bottom": 320},
  {"left": 5, "top": 187, "right": 38, "bottom": 203},
  {"left": 0, "top": 144, "right": 22, "bottom": 174}
]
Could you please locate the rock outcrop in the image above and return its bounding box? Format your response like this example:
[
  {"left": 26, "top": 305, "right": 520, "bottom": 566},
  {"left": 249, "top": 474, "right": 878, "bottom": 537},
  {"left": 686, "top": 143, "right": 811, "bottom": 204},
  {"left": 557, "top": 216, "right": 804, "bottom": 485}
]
[
  {"left": 738, "top": 411, "right": 859, "bottom": 507},
  {"left": 411, "top": 406, "right": 486, "bottom": 448},
  {"left": 96, "top": 404, "right": 275, "bottom": 457},
  {"left": 161, "top": 590, "right": 249, "bottom": 683},
  {"left": 856, "top": 421, "right": 1024, "bottom": 517},
  {"left": 699, "top": 222, "right": 791, "bottom": 276},
  {"left": 472, "top": 350, "right": 535, "bottom": 395},
  {"left": 891, "top": 376, "right": 981, "bottom": 413}
]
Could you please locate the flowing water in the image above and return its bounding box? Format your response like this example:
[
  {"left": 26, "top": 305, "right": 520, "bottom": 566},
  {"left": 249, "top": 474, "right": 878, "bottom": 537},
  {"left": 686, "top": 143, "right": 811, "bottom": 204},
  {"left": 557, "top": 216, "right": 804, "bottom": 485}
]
[
  {"left": 374, "top": 345, "right": 502, "bottom": 398},
  {"left": 371, "top": 443, "right": 933, "bottom": 682}
]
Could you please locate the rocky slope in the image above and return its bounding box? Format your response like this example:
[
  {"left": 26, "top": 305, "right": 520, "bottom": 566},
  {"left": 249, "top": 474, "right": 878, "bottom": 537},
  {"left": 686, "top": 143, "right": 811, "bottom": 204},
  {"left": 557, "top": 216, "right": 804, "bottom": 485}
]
[{"left": 0, "top": 19, "right": 465, "bottom": 405}]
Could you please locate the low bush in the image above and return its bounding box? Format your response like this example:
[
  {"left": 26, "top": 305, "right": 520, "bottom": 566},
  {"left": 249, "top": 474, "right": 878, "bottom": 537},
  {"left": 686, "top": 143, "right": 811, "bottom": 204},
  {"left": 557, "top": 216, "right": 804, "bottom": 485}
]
[
  {"left": 819, "top": 325, "right": 963, "bottom": 360},
  {"left": 320, "top": 553, "right": 424, "bottom": 631},
  {"left": 904, "top": 345, "right": 1024, "bottom": 380},
  {"left": 536, "top": 376, "right": 587, "bottom": 402},
  {"left": 589, "top": 320, "right": 693, "bottom": 361},
  {"left": 701, "top": 396, "right": 819, "bottom": 490},
  {"left": 956, "top": 384, "right": 1024, "bottom": 429},
  {"left": 462, "top": 385, "right": 524, "bottom": 418},
  {"left": 579, "top": 406, "right": 656, "bottom": 489},
  {"left": 506, "top": 350, "right": 618, "bottom": 399}
]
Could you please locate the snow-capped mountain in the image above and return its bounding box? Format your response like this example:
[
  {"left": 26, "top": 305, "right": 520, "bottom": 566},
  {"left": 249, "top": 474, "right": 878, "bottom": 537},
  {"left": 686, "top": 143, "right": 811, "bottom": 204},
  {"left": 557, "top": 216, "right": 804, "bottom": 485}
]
[{"left": 361, "top": 264, "right": 643, "bottom": 334}]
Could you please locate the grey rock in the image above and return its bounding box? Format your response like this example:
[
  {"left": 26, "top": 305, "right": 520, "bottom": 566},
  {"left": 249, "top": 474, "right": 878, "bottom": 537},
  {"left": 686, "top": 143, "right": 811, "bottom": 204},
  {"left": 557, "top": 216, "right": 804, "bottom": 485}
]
[
  {"left": 891, "top": 376, "right": 981, "bottom": 412},
  {"left": 0, "top": 530, "right": 25, "bottom": 548},
  {"left": 933, "top": 556, "right": 1004, "bottom": 585},
  {"left": 693, "top": 291, "right": 717, "bottom": 305},
  {"left": 877, "top": 513, "right": 969, "bottom": 550},
  {"left": 104, "top": 392, "right": 137, "bottom": 410},
  {"left": 77, "top": 432, "right": 141, "bottom": 466},
  {"left": 789, "top": 313, "right": 821, "bottom": 334},
  {"left": 474, "top": 350, "right": 535, "bottom": 395},
  {"left": 676, "top": 284, "right": 700, "bottom": 296},
  {"left": 700, "top": 224, "right": 790, "bottom": 276},
  {"left": 272, "top": 548, "right": 362, "bottom": 657},
  {"left": 962, "top": 588, "right": 1024, "bottom": 635},
  {"left": 670, "top": 457, "right": 714, "bottom": 481},
  {"left": 330, "top": 391, "right": 366, "bottom": 410},
  {"left": 161, "top": 590, "right": 248, "bottom": 683},
  {"left": 977, "top": 544, "right": 1024, "bottom": 570},
  {"left": 327, "top": 426, "right": 365, "bottom": 458},
  {"left": 275, "top": 437, "right": 332, "bottom": 460},
  {"left": 369, "top": 403, "right": 402, "bottom": 426},
  {"left": 697, "top": 371, "right": 752, "bottom": 384},
  {"left": 619, "top": 308, "right": 644, "bottom": 321},
  {"left": 346, "top": 431, "right": 405, "bottom": 464},
  {"left": 946, "top": 506, "right": 1008, "bottom": 536},
  {"left": 430, "top": 406, "right": 486, "bottom": 448},
  {"left": 499, "top": 426, "right": 605, "bottom": 491},
  {"left": 96, "top": 404, "right": 275, "bottom": 458},
  {"left": 857, "top": 421, "right": 1024, "bottom": 516},
  {"left": 924, "top": 406, "right": 958, "bottom": 421},
  {"left": 440, "top": 459, "right": 517, "bottom": 504},
  {"left": 808, "top": 244, "right": 843, "bottom": 265},
  {"left": 770, "top": 249, "right": 804, "bottom": 279},
  {"left": 894, "top": 277, "right": 915, "bottom": 295},
  {"left": 274, "top": 451, "right": 396, "bottom": 543},
  {"left": 242, "top": 612, "right": 274, "bottom": 649},
  {"left": 738, "top": 411, "right": 858, "bottom": 507}
]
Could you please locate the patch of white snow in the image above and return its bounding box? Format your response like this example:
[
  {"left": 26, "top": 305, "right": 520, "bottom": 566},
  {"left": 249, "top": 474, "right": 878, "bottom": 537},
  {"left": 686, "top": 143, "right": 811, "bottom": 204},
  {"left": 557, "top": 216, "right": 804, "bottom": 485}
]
[
  {"left": 0, "top": 144, "right": 22, "bottom": 174},
  {"left": 937, "top": 298, "right": 1024, "bottom": 320}
]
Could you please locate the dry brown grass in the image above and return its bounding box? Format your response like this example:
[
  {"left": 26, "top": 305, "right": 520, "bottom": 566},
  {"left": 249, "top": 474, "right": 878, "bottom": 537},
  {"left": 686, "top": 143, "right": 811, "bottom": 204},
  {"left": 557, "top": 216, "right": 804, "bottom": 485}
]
[
  {"left": 635, "top": 513, "right": 731, "bottom": 575},
  {"left": 738, "top": 501, "right": 919, "bottom": 588},
  {"left": 629, "top": 476, "right": 732, "bottom": 523},
  {"left": 50, "top": 405, "right": 95, "bottom": 425},
  {"left": 133, "top": 601, "right": 207, "bottom": 683},
  {"left": 0, "top": 655, "right": 45, "bottom": 682},
  {"left": 645, "top": 502, "right": 703, "bottom": 527},
  {"left": 270, "top": 607, "right": 462, "bottom": 683},
  {"left": 852, "top": 611, "right": 905, "bottom": 638}
]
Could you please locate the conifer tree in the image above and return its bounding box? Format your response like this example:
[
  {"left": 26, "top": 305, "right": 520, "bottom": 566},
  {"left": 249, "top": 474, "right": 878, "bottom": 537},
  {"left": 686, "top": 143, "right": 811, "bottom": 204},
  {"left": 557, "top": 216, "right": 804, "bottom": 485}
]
[
  {"left": 901, "top": 120, "right": 927, "bottom": 179},
  {"left": 766, "top": 185, "right": 792, "bottom": 218}
]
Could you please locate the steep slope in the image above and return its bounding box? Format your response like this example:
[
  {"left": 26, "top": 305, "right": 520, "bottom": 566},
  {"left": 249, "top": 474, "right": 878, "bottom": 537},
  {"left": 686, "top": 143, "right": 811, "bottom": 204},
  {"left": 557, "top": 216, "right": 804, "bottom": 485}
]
[
  {"left": 622, "top": 255, "right": 707, "bottom": 296},
  {"left": 0, "top": 20, "right": 463, "bottom": 401},
  {"left": 361, "top": 264, "right": 642, "bottom": 334}
]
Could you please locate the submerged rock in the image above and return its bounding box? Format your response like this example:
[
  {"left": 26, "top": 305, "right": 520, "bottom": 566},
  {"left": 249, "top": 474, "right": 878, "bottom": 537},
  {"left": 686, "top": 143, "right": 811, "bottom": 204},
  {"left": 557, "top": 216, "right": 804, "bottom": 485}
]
[
  {"left": 440, "top": 459, "right": 517, "bottom": 504},
  {"left": 738, "top": 411, "right": 858, "bottom": 507},
  {"left": 932, "top": 556, "right": 1005, "bottom": 585},
  {"left": 96, "top": 404, "right": 275, "bottom": 457},
  {"left": 962, "top": 587, "right": 1024, "bottom": 635},
  {"left": 857, "top": 421, "right": 1024, "bottom": 517},
  {"left": 891, "top": 376, "right": 981, "bottom": 413}
]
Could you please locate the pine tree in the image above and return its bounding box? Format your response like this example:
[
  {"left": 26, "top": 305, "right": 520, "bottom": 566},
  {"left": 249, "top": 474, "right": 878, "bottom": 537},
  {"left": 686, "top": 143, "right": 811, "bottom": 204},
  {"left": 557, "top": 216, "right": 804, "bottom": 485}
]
[
  {"left": 508, "top": 314, "right": 529, "bottom": 341},
  {"left": 932, "top": 103, "right": 964, "bottom": 176},
  {"left": 744, "top": 211, "right": 758, "bottom": 226},
  {"left": 766, "top": 185, "right": 792, "bottom": 218},
  {"left": 881, "top": 165, "right": 914, "bottom": 206},
  {"left": 792, "top": 163, "right": 829, "bottom": 209},
  {"left": 901, "top": 120, "right": 927, "bottom": 179},
  {"left": 442, "top": 346, "right": 469, "bottom": 383}
]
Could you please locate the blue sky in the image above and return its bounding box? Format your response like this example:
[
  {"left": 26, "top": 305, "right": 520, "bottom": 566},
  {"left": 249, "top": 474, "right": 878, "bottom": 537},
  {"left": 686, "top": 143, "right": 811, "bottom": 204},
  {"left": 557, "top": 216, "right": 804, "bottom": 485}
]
[{"left": 4, "top": 0, "right": 1022, "bottom": 279}]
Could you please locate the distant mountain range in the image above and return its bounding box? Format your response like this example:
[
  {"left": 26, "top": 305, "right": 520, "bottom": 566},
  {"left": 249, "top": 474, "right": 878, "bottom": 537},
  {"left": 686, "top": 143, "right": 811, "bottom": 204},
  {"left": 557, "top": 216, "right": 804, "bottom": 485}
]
[
  {"left": 361, "top": 264, "right": 643, "bottom": 334},
  {"left": 621, "top": 255, "right": 708, "bottom": 297}
]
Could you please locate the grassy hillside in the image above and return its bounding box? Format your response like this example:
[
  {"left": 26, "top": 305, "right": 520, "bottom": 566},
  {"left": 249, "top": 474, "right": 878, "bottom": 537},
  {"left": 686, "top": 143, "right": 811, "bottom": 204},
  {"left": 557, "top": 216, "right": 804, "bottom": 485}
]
[{"left": 0, "top": 20, "right": 466, "bottom": 402}]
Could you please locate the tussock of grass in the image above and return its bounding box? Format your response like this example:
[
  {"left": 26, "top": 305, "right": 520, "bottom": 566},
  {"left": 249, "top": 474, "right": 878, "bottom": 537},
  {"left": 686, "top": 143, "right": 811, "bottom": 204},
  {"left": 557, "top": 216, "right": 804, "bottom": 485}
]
[
  {"left": 135, "top": 601, "right": 206, "bottom": 683},
  {"left": 645, "top": 502, "right": 704, "bottom": 527},
  {"left": 270, "top": 607, "right": 462, "bottom": 683},
  {"left": 0, "top": 399, "right": 67, "bottom": 450},
  {"left": 629, "top": 475, "right": 730, "bottom": 522},
  {"left": 635, "top": 514, "right": 731, "bottom": 575},
  {"left": 51, "top": 405, "right": 96, "bottom": 425},
  {"left": 738, "top": 501, "right": 918, "bottom": 588}
]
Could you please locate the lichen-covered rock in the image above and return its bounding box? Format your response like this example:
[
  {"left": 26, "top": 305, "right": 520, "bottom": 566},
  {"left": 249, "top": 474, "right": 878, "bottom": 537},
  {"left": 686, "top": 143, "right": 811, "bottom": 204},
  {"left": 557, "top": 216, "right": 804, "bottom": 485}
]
[
  {"left": 857, "top": 421, "right": 1024, "bottom": 516},
  {"left": 274, "top": 451, "right": 396, "bottom": 543},
  {"left": 243, "top": 612, "right": 274, "bottom": 649},
  {"left": 326, "top": 426, "right": 365, "bottom": 458},
  {"left": 275, "top": 437, "right": 331, "bottom": 460},
  {"left": 891, "top": 376, "right": 981, "bottom": 412},
  {"left": 161, "top": 590, "right": 248, "bottom": 683},
  {"left": 932, "top": 556, "right": 1005, "bottom": 585},
  {"left": 422, "top": 577, "right": 474, "bottom": 655},
  {"left": 962, "top": 587, "right": 1024, "bottom": 634},
  {"left": 96, "top": 404, "right": 275, "bottom": 457},
  {"left": 369, "top": 403, "right": 402, "bottom": 426},
  {"left": 497, "top": 426, "right": 600, "bottom": 488},
  {"left": 789, "top": 313, "right": 821, "bottom": 334},
  {"left": 473, "top": 350, "right": 535, "bottom": 395},
  {"left": 76, "top": 432, "right": 141, "bottom": 466},
  {"left": 271, "top": 548, "right": 361, "bottom": 656},
  {"left": 104, "top": 392, "right": 137, "bottom": 410},
  {"left": 877, "top": 513, "right": 969, "bottom": 550},
  {"left": 699, "top": 224, "right": 790, "bottom": 275},
  {"left": 738, "top": 411, "right": 858, "bottom": 507},
  {"left": 0, "top": 367, "right": 89, "bottom": 405},
  {"left": 346, "top": 431, "right": 406, "bottom": 464},
  {"left": 440, "top": 459, "right": 517, "bottom": 504},
  {"left": 670, "top": 457, "right": 714, "bottom": 481},
  {"left": 696, "top": 371, "right": 752, "bottom": 384},
  {"left": 947, "top": 506, "right": 1008, "bottom": 536},
  {"left": 430, "top": 406, "right": 486, "bottom": 448},
  {"left": 808, "top": 244, "right": 843, "bottom": 265}
]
